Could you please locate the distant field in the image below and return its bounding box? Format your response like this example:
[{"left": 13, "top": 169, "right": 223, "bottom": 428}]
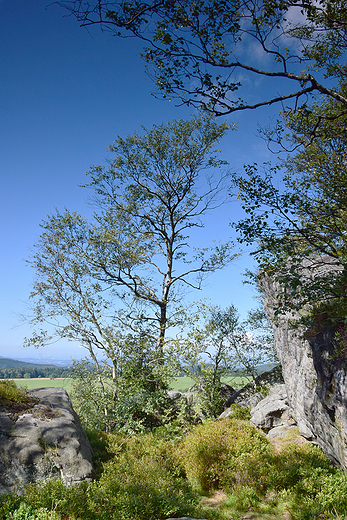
[
  {"left": 9, "top": 375, "right": 251, "bottom": 393},
  {"left": 12, "top": 378, "right": 72, "bottom": 391}
]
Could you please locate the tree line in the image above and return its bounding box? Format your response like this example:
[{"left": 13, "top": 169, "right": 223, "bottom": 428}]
[{"left": 0, "top": 366, "right": 71, "bottom": 379}]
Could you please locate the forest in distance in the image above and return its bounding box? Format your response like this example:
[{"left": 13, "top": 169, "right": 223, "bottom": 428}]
[
  {"left": 0, "top": 355, "right": 275, "bottom": 382},
  {"left": 0, "top": 357, "right": 71, "bottom": 379}
]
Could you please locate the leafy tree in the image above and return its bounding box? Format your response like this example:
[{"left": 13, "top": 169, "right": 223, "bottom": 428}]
[
  {"left": 53, "top": 1, "right": 347, "bottom": 336},
  {"left": 27, "top": 115, "right": 233, "bottom": 354},
  {"left": 26, "top": 115, "right": 235, "bottom": 429},
  {"left": 70, "top": 337, "right": 176, "bottom": 433},
  {"left": 55, "top": 0, "right": 347, "bottom": 119},
  {"left": 232, "top": 90, "right": 347, "bottom": 325},
  {"left": 184, "top": 304, "right": 275, "bottom": 417}
]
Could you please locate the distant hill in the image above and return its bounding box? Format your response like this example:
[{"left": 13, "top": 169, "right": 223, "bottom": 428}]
[
  {"left": 11, "top": 357, "right": 71, "bottom": 367},
  {"left": 0, "top": 357, "right": 57, "bottom": 369},
  {"left": 0, "top": 357, "right": 72, "bottom": 379}
]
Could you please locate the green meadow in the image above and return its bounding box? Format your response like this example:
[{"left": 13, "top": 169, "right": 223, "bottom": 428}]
[{"left": 13, "top": 378, "right": 72, "bottom": 391}]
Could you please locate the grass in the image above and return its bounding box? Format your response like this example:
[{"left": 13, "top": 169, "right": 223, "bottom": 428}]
[
  {"left": 12, "top": 378, "right": 72, "bottom": 391},
  {"left": 0, "top": 380, "right": 37, "bottom": 412}
]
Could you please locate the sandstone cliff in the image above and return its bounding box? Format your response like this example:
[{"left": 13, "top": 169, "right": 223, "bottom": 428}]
[{"left": 262, "top": 273, "right": 347, "bottom": 469}]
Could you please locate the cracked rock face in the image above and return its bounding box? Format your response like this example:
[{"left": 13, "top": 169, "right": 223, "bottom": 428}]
[
  {"left": 262, "top": 272, "right": 347, "bottom": 469},
  {"left": 0, "top": 387, "right": 94, "bottom": 495}
]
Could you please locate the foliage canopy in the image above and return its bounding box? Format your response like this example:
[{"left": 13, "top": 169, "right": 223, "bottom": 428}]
[
  {"left": 56, "top": 0, "right": 347, "bottom": 120},
  {"left": 232, "top": 91, "right": 347, "bottom": 324}
]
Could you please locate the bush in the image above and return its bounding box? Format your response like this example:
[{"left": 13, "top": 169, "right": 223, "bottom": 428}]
[
  {"left": 267, "top": 442, "right": 334, "bottom": 493},
  {"left": 2, "top": 415, "right": 346, "bottom": 520},
  {"left": 86, "top": 429, "right": 126, "bottom": 476},
  {"left": 87, "top": 451, "right": 199, "bottom": 520},
  {"left": 70, "top": 358, "right": 174, "bottom": 435},
  {"left": 181, "top": 418, "right": 271, "bottom": 494},
  {"left": 318, "top": 472, "right": 347, "bottom": 513},
  {"left": 224, "top": 403, "right": 251, "bottom": 421},
  {"left": 180, "top": 418, "right": 341, "bottom": 520},
  {"left": 23, "top": 479, "right": 90, "bottom": 519},
  {"left": 289, "top": 469, "right": 347, "bottom": 520},
  {"left": 6, "top": 502, "right": 62, "bottom": 520},
  {"left": 226, "top": 485, "right": 262, "bottom": 511},
  {"left": 0, "top": 494, "right": 22, "bottom": 519},
  {"left": 0, "top": 380, "right": 33, "bottom": 411}
]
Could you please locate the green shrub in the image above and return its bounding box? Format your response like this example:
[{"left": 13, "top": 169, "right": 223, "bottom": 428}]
[
  {"left": 86, "top": 429, "right": 126, "bottom": 476},
  {"left": 23, "top": 479, "right": 90, "bottom": 519},
  {"left": 181, "top": 419, "right": 272, "bottom": 494},
  {"left": 6, "top": 502, "right": 62, "bottom": 520},
  {"left": 33, "top": 509, "right": 62, "bottom": 520},
  {"left": 2, "top": 417, "right": 345, "bottom": 520},
  {"left": 288, "top": 470, "right": 347, "bottom": 520},
  {"left": 226, "top": 485, "right": 262, "bottom": 511},
  {"left": 318, "top": 471, "right": 347, "bottom": 513},
  {"left": 0, "top": 380, "right": 32, "bottom": 410},
  {"left": 276, "top": 443, "right": 333, "bottom": 489},
  {"left": 7, "top": 502, "right": 36, "bottom": 520},
  {"left": 123, "top": 431, "right": 184, "bottom": 475},
  {"left": 224, "top": 404, "right": 251, "bottom": 421},
  {"left": 87, "top": 451, "right": 200, "bottom": 520},
  {"left": 0, "top": 494, "right": 21, "bottom": 518}
]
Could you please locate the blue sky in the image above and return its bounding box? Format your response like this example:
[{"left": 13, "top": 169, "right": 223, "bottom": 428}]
[{"left": 1, "top": 0, "right": 277, "bottom": 361}]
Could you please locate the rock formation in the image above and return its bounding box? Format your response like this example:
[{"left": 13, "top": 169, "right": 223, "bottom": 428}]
[
  {"left": 0, "top": 387, "right": 94, "bottom": 495},
  {"left": 262, "top": 272, "right": 347, "bottom": 469},
  {"left": 250, "top": 384, "right": 295, "bottom": 432}
]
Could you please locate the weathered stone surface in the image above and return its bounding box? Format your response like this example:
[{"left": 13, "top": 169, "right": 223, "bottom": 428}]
[
  {"left": 237, "top": 392, "right": 265, "bottom": 409},
  {"left": 262, "top": 270, "right": 347, "bottom": 469},
  {"left": 250, "top": 384, "right": 295, "bottom": 432},
  {"left": 186, "top": 382, "right": 235, "bottom": 401},
  {"left": 218, "top": 393, "right": 265, "bottom": 420},
  {"left": 0, "top": 387, "right": 94, "bottom": 494},
  {"left": 167, "top": 390, "right": 183, "bottom": 401},
  {"left": 167, "top": 383, "right": 236, "bottom": 420}
]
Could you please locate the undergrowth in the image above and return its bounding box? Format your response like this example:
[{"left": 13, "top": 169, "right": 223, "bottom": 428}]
[
  {"left": 0, "top": 380, "right": 36, "bottom": 412},
  {"left": 1, "top": 403, "right": 347, "bottom": 520}
]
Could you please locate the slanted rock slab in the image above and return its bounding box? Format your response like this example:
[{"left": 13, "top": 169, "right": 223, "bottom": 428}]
[{"left": 0, "top": 387, "right": 94, "bottom": 495}]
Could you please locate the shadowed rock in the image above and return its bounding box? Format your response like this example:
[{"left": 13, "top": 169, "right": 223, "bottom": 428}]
[{"left": 0, "top": 387, "right": 94, "bottom": 495}]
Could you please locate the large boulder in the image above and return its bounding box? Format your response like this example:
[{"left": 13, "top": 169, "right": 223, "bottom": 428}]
[
  {"left": 0, "top": 387, "right": 94, "bottom": 495},
  {"left": 250, "top": 384, "right": 295, "bottom": 432},
  {"left": 262, "top": 267, "right": 347, "bottom": 469}
]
